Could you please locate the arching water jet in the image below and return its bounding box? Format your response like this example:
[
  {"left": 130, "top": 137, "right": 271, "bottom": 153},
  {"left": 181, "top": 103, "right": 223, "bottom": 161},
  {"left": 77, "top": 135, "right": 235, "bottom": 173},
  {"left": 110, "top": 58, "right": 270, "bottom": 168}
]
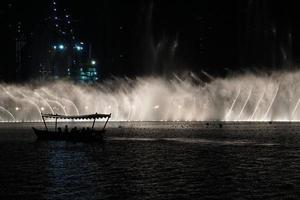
[
  {"left": 264, "top": 84, "right": 280, "bottom": 120},
  {"left": 225, "top": 88, "right": 241, "bottom": 121},
  {"left": 249, "top": 88, "right": 266, "bottom": 121},
  {"left": 237, "top": 88, "right": 253, "bottom": 121},
  {"left": 0, "top": 106, "right": 15, "bottom": 121}
]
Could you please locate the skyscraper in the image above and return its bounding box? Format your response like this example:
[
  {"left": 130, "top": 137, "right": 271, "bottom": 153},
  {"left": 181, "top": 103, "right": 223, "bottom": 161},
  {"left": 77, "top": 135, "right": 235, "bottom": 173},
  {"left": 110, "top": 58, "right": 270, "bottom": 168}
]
[{"left": 40, "top": 0, "right": 99, "bottom": 83}]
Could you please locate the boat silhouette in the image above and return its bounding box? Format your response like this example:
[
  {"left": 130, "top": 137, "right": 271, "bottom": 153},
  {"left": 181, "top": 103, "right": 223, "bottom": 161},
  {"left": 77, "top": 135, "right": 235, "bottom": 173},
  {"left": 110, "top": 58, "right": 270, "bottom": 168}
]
[{"left": 33, "top": 113, "right": 111, "bottom": 142}]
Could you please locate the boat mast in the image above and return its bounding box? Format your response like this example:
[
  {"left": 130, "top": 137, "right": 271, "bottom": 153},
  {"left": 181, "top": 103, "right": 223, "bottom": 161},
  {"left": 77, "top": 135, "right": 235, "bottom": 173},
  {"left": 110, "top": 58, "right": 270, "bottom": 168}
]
[
  {"left": 102, "top": 114, "right": 111, "bottom": 130},
  {"left": 92, "top": 117, "right": 96, "bottom": 130},
  {"left": 42, "top": 115, "right": 48, "bottom": 131},
  {"left": 55, "top": 117, "right": 58, "bottom": 132}
]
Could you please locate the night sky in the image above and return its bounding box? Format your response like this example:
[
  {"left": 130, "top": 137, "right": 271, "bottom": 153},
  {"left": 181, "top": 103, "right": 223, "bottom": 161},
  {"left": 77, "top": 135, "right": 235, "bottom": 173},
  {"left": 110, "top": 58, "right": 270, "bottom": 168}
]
[{"left": 1, "top": 0, "right": 300, "bottom": 81}]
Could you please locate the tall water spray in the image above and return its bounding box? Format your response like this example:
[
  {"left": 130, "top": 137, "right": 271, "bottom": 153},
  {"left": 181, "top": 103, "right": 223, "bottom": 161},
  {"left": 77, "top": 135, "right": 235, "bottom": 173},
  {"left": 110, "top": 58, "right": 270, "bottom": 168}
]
[{"left": 1, "top": 71, "right": 300, "bottom": 122}]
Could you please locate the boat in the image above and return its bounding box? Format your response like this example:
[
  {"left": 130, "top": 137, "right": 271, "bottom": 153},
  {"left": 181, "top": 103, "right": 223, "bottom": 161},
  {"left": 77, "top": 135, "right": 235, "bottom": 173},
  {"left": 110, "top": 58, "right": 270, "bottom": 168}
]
[{"left": 33, "top": 113, "right": 111, "bottom": 142}]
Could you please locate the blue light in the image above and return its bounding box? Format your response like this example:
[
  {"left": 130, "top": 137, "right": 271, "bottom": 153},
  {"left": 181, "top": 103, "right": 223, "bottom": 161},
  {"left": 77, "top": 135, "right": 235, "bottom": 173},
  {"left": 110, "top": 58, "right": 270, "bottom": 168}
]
[
  {"left": 75, "top": 45, "right": 83, "bottom": 51},
  {"left": 58, "top": 44, "right": 65, "bottom": 50}
]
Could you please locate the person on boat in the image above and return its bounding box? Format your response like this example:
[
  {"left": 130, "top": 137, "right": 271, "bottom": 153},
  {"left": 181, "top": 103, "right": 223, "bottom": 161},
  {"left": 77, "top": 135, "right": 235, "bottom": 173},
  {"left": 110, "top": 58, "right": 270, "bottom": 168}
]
[
  {"left": 71, "top": 127, "right": 78, "bottom": 133},
  {"left": 64, "top": 125, "right": 69, "bottom": 133},
  {"left": 58, "top": 127, "right": 62, "bottom": 133}
]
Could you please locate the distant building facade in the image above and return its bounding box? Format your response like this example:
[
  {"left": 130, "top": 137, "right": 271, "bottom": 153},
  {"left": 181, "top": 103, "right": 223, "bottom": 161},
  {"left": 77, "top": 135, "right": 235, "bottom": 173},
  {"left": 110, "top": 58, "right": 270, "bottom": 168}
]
[{"left": 39, "top": 0, "right": 99, "bottom": 83}]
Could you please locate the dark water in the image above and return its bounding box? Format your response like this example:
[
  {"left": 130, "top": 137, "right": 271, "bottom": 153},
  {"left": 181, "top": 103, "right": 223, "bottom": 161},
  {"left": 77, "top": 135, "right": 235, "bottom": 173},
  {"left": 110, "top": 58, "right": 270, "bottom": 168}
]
[{"left": 1, "top": 122, "right": 300, "bottom": 199}]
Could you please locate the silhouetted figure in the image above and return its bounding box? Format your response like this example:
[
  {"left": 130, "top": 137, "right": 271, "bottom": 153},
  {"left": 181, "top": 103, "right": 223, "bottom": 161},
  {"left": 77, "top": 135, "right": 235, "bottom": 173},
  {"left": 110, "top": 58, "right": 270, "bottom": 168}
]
[
  {"left": 64, "top": 125, "right": 69, "bottom": 133},
  {"left": 58, "top": 127, "right": 62, "bottom": 133},
  {"left": 71, "top": 126, "right": 78, "bottom": 133}
]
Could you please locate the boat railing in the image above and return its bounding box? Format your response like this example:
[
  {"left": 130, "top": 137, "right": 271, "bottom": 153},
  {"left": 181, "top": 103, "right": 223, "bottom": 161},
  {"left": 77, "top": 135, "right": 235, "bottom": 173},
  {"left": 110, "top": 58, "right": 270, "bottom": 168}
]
[{"left": 41, "top": 113, "right": 111, "bottom": 132}]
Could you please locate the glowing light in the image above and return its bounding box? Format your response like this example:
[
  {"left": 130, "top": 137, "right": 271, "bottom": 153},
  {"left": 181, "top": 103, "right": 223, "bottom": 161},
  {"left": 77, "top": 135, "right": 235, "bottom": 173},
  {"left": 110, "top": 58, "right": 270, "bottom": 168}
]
[
  {"left": 154, "top": 105, "right": 160, "bottom": 109},
  {"left": 15, "top": 107, "right": 20, "bottom": 111},
  {"left": 53, "top": 45, "right": 57, "bottom": 50},
  {"left": 84, "top": 106, "right": 88, "bottom": 110},
  {"left": 41, "top": 107, "right": 45, "bottom": 111},
  {"left": 58, "top": 44, "right": 65, "bottom": 50},
  {"left": 75, "top": 45, "right": 83, "bottom": 51},
  {"left": 91, "top": 60, "right": 96, "bottom": 65}
]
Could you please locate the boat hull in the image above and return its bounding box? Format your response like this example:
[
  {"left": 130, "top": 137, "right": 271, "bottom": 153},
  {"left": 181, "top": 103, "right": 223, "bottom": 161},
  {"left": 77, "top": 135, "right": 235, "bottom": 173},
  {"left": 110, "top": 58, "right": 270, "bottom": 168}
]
[{"left": 33, "top": 128, "right": 105, "bottom": 142}]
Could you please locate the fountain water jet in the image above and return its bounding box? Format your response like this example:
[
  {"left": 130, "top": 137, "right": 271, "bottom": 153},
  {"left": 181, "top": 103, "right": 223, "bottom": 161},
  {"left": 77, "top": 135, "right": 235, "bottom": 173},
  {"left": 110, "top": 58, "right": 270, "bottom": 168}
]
[
  {"left": 225, "top": 88, "right": 241, "bottom": 121},
  {"left": 0, "top": 71, "right": 300, "bottom": 122},
  {"left": 249, "top": 88, "right": 266, "bottom": 120},
  {"left": 34, "top": 92, "right": 55, "bottom": 114},
  {"left": 263, "top": 84, "right": 280, "bottom": 120},
  {"left": 237, "top": 88, "right": 253, "bottom": 121},
  {"left": 0, "top": 106, "right": 15, "bottom": 121}
]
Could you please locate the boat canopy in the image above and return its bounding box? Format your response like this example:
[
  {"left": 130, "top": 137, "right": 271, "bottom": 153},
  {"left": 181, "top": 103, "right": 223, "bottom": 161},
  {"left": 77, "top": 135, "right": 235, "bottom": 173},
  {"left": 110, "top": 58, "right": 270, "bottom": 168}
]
[{"left": 42, "top": 113, "right": 111, "bottom": 120}]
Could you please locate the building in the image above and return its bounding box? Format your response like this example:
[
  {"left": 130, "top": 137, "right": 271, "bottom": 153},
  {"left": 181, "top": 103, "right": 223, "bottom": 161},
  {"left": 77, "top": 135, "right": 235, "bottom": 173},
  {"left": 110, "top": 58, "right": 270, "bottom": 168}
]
[{"left": 39, "top": 0, "right": 99, "bottom": 83}]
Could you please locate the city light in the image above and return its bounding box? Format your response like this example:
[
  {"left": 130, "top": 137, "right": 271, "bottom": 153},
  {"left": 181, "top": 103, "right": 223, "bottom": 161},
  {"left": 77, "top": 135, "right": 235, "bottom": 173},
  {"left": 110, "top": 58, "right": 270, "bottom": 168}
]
[
  {"left": 53, "top": 45, "right": 57, "bottom": 50},
  {"left": 91, "top": 60, "right": 96, "bottom": 65},
  {"left": 58, "top": 44, "right": 65, "bottom": 50},
  {"left": 75, "top": 45, "right": 83, "bottom": 51}
]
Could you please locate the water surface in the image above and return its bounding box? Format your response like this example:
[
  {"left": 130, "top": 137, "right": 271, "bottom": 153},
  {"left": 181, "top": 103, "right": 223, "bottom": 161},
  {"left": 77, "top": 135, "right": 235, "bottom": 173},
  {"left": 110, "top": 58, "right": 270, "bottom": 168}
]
[{"left": 0, "top": 122, "right": 300, "bottom": 199}]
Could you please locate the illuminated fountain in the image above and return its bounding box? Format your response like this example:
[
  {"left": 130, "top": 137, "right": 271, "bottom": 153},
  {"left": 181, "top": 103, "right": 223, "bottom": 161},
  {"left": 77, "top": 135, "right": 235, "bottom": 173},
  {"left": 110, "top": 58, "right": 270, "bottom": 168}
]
[{"left": 1, "top": 70, "right": 300, "bottom": 122}]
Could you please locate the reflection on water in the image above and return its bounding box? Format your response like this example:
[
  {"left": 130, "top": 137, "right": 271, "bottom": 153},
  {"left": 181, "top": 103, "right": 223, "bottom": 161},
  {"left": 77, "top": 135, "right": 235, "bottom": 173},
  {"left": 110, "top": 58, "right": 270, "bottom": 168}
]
[{"left": 1, "top": 123, "right": 300, "bottom": 199}]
